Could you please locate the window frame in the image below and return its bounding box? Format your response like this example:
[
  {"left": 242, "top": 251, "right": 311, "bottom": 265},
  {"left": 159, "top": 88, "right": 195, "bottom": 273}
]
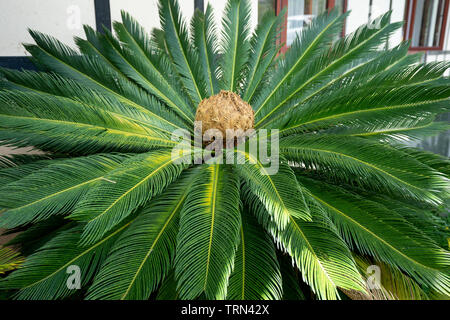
[
  {"left": 275, "top": 0, "right": 348, "bottom": 53},
  {"left": 404, "top": 0, "right": 450, "bottom": 51}
]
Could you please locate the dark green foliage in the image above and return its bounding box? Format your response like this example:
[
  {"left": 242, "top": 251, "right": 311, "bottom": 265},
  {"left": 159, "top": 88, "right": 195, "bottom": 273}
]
[{"left": 0, "top": 0, "right": 448, "bottom": 300}]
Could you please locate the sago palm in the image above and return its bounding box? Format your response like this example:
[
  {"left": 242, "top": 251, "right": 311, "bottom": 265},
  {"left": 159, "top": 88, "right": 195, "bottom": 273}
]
[{"left": 0, "top": 0, "right": 449, "bottom": 300}]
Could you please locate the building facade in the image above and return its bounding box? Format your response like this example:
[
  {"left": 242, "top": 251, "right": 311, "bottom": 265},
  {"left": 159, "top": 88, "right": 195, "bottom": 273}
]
[
  {"left": 1, "top": 0, "right": 449, "bottom": 68},
  {"left": 0, "top": 0, "right": 448, "bottom": 156}
]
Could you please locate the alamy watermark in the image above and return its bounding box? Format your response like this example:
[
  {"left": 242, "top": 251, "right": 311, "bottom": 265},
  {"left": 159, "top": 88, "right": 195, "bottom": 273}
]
[
  {"left": 171, "top": 122, "right": 280, "bottom": 175},
  {"left": 66, "top": 265, "right": 81, "bottom": 290},
  {"left": 366, "top": 265, "right": 382, "bottom": 290}
]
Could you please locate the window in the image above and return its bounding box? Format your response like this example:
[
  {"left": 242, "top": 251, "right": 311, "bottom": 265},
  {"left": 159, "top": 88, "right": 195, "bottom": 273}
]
[
  {"left": 404, "top": 0, "right": 450, "bottom": 51},
  {"left": 273, "top": 0, "right": 347, "bottom": 52},
  {"left": 286, "top": 0, "right": 327, "bottom": 45}
]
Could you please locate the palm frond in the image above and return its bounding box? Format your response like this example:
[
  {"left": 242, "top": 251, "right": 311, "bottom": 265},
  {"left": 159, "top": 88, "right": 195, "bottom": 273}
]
[
  {"left": 281, "top": 135, "right": 447, "bottom": 205},
  {"left": 0, "top": 68, "right": 187, "bottom": 135},
  {"left": 4, "top": 217, "right": 71, "bottom": 256},
  {"left": 234, "top": 149, "right": 311, "bottom": 228},
  {"left": 348, "top": 118, "right": 450, "bottom": 143},
  {"left": 111, "top": 11, "right": 195, "bottom": 122},
  {"left": 0, "top": 91, "right": 176, "bottom": 154},
  {"left": 0, "top": 222, "right": 131, "bottom": 300},
  {"left": 160, "top": 0, "right": 206, "bottom": 105},
  {"left": 219, "top": 0, "right": 252, "bottom": 93},
  {"left": 262, "top": 41, "right": 417, "bottom": 130},
  {"left": 25, "top": 30, "right": 185, "bottom": 131},
  {"left": 156, "top": 269, "right": 179, "bottom": 300},
  {"left": 280, "top": 75, "right": 450, "bottom": 136},
  {"left": 349, "top": 255, "right": 429, "bottom": 300},
  {"left": 175, "top": 165, "right": 241, "bottom": 300},
  {"left": 0, "top": 156, "right": 53, "bottom": 186},
  {"left": 252, "top": 9, "right": 346, "bottom": 116},
  {"left": 227, "top": 208, "right": 283, "bottom": 300},
  {"left": 256, "top": 12, "right": 402, "bottom": 127},
  {"left": 244, "top": 184, "right": 366, "bottom": 300},
  {"left": 86, "top": 168, "right": 200, "bottom": 300},
  {"left": 242, "top": 9, "right": 284, "bottom": 102},
  {"left": 0, "top": 154, "right": 129, "bottom": 228},
  {"left": 191, "top": 4, "right": 220, "bottom": 97},
  {"left": 278, "top": 253, "right": 306, "bottom": 300},
  {"left": 70, "top": 150, "right": 189, "bottom": 245},
  {"left": 298, "top": 176, "right": 450, "bottom": 296},
  {"left": 395, "top": 146, "right": 450, "bottom": 176}
]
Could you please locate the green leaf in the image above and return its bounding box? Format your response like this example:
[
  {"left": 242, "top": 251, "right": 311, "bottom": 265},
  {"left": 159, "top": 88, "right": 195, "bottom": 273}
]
[
  {"left": 256, "top": 12, "right": 401, "bottom": 127},
  {"left": 234, "top": 149, "right": 311, "bottom": 228},
  {"left": 244, "top": 184, "right": 366, "bottom": 300},
  {"left": 175, "top": 165, "right": 241, "bottom": 300},
  {"left": 219, "top": 0, "right": 252, "bottom": 92},
  {"left": 262, "top": 41, "right": 414, "bottom": 130},
  {"left": 191, "top": 4, "right": 220, "bottom": 96},
  {"left": 352, "top": 255, "right": 429, "bottom": 300},
  {"left": 227, "top": 209, "right": 283, "bottom": 300},
  {"left": 242, "top": 9, "right": 284, "bottom": 102},
  {"left": 86, "top": 168, "right": 200, "bottom": 300},
  {"left": 0, "top": 91, "right": 176, "bottom": 154},
  {"left": 253, "top": 9, "right": 345, "bottom": 117},
  {"left": 156, "top": 270, "right": 179, "bottom": 300},
  {"left": 0, "top": 222, "right": 131, "bottom": 300},
  {"left": 160, "top": 0, "right": 206, "bottom": 105},
  {"left": 0, "top": 157, "right": 53, "bottom": 186},
  {"left": 70, "top": 150, "right": 189, "bottom": 245},
  {"left": 25, "top": 30, "right": 184, "bottom": 131},
  {"left": 278, "top": 253, "right": 306, "bottom": 300},
  {"left": 0, "top": 154, "right": 129, "bottom": 228},
  {"left": 280, "top": 135, "right": 447, "bottom": 205},
  {"left": 280, "top": 77, "right": 450, "bottom": 136},
  {"left": 111, "top": 11, "right": 195, "bottom": 122},
  {"left": 350, "top": 118, "right": 450, "bottom": 143},
  {"left": 298, "top": 176, "right": 450, "bottom": 296},
  {"left": 0, "top": 68, "right": 185, "bottom": 136}
]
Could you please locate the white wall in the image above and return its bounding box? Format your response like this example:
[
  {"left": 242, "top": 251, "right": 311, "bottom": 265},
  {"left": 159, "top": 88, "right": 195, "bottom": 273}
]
[
  {"left": 390, "top": 0, "right": 406, "bottom": 47},
  {"left": 346, "top": 0, "right": 405, "bottom": 48},
  {"left": 1, "top": 0, "right": 449, "bottom": 57},
  {"left": 346, "top": 0, "right": 371, "bottom": 34},
  {"left": 110, "top": 0, "right": 194, "bottom": 33},
  {"left": 0, "top": 0, "right": 96, "bottom": 56}
]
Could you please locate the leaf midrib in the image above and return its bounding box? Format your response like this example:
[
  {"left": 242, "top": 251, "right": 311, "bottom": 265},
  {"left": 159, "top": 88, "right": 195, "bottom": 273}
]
[
  {"left": 306, "top": 191, "right": 442, "bottom": 273},
  {"left": 280, "top": 97, "right": 449, "bottom": 135},
  {"left": 254, "top": 14, "right": 342, "bottom": 117},
  {"left": 120, "top": 193, "right": 185, "bottom": 300},
  {"left": 204, "top": 164, "right": 220, "bottom": 291},
  {"left": 281, "top": 144, "right": 426, "bottom": 191},
  {"left": 256, "top": 22, "right": 391, "bottom": 126},
  {"left": 167, "top": 1, "right": 203, "bottom": 103},
  {"left": 33, "top": 44, "right": 182, "bottom": 130},
  {"left": 0, "top": 114, "right": 176, "bottom": 146},
  {"left": 20, "top": 219, "right": 135, "bottom": 290},
  {"left": 87, "top": 153, "right": 184, "bottom": 224}
]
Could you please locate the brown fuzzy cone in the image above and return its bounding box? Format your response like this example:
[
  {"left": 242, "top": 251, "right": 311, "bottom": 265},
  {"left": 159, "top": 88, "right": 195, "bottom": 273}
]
[{"left": 195, "top": 90, "right": 254, "bottom": 146}]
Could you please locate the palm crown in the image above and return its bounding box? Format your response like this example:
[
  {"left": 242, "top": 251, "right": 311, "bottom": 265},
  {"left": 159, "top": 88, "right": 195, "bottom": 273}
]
[{"left": 0, "top": 0, "right": 449, "bottom": 300}]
